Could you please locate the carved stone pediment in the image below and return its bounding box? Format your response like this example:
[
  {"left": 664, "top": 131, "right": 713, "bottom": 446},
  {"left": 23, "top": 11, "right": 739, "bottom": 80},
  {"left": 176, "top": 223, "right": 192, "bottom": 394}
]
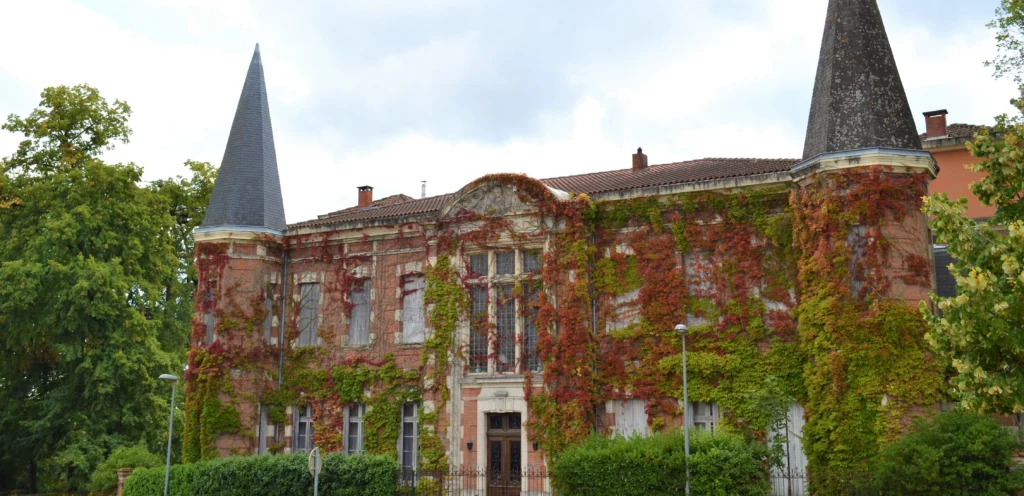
[{"left": 442, "top": 178, "right": 548, "bottom": 220}]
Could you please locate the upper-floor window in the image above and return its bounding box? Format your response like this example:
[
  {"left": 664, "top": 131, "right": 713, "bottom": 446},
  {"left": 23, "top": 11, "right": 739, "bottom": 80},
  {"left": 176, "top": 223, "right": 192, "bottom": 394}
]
[
  {"left": 467, "top": 249, "right": 543, "bottom": 374},
  {"left": 297, "top": 283, "right": 320, "bottom": 347},
  {"left": 263, "top": 284, "right": 276, "bottom": 343},
  {"left": 345, "top": 403, "right": 365, "bottom": 455},
  {"left": 349, "top": 279, "right": 371, "bottom": 346},
  {"left": 203, "top": 285, "right": 216, "bottom": 345},
  {"left": 402, "top": 275, "right": 425, "bottom": 344},
  {"left": 294, "top": 404, "right": 314, "bottom": 452}
]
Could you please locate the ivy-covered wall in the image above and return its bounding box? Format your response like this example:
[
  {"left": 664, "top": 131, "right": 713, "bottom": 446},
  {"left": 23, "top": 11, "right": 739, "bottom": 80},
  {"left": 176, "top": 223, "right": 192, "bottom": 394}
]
[{"left": 185, "top": 167, "right": 943, "bottom": 491}]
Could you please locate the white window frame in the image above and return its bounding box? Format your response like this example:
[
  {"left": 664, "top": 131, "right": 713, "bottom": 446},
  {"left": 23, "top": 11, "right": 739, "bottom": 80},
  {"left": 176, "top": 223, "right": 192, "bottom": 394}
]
[
  {"left": 690, "top": 401, "right": 721, "bottom": 432},
  {"left": 345, "top": 403, "right": 366, "bottom": 455},
  {"left": 293, "top": 404, "right": 314, "bottom": 452},
  {"left": 398, "top": 402, "right": 419, "bottom": 471},
  {"left": 465, "top": 248, "right": 543, "bottom": 375}
]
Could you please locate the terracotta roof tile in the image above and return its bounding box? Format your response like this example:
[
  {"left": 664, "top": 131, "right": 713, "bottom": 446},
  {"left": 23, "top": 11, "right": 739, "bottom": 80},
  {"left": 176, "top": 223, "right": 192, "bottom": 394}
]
[
  {"left": 288, "top": 157, "right": 799, "bottom": 230},
  {"left": 541, "top": 158, "right": 799, "bottom": 196},
  {"left": 920, "top": 123, "right": 983, "bottom": 142},
  {"left": 289, "top": 194, "right": 451, "bottom": 229}
]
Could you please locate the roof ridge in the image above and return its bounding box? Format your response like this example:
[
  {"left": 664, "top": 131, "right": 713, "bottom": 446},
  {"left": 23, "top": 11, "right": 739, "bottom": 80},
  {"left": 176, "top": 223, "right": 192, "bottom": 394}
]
[{"left": 540, "top": 157, "right": 796, "bottom": 183}]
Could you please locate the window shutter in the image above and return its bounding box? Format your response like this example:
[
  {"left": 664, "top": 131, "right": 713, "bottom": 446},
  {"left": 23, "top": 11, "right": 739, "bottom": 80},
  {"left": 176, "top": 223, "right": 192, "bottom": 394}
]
[
  {"left": 297, "top": 283, "right": 320, "bottom": 347},
  {"left": 402, "top": 276, "right": 425, "bottom": 344},
  {"left": 349, "top": 280, "right": 371, "bottom": 345}
]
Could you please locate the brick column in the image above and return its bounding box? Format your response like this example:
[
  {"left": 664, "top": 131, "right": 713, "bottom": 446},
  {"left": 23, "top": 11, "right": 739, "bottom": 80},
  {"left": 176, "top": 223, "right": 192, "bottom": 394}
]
[{"left": 116, "top": 468, "right": 133, "bottom": 496}]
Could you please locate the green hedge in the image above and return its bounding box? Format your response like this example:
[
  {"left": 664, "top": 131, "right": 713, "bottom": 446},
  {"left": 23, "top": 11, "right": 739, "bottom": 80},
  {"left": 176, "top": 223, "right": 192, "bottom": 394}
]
[
  {"left": 551, "top": 429, "right": 774, "bottom": 496},
  {"left": 123, "top": 453, "right": 397, "bottom": 496},
  {"left": 871, "top": 411, "right": 1024, "bottom": 495}
]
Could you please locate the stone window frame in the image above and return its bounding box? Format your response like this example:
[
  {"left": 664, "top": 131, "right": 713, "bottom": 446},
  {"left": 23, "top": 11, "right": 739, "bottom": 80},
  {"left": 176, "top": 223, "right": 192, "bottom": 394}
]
[{"left": 465, "top": 248, "right": 544, "bottom": 375}]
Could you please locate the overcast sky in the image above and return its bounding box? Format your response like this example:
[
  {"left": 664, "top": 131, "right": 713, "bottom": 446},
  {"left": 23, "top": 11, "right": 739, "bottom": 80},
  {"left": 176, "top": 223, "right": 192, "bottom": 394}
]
[{"left": 0, "top": 0, "right": 1017, "bottom": 224}]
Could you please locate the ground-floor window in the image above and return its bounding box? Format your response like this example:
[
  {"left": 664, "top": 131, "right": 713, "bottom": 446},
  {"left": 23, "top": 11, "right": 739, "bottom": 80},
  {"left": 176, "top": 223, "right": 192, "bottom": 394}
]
[
  {"left": 345, "top": 403, "right": 365, "bottom": 455},
  {"left": 400, "top": 403, "right": 419, "bottom": 471},
  {"left": 294, "top": 405, "right": 314, "bottom": 452}
]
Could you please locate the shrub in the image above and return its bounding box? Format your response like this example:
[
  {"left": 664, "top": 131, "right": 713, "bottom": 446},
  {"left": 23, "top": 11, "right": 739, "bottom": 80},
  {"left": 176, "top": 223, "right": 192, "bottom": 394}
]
[
  {"left": 550, "top": 429, "right": 774, "bottom": 496},
  {"left": 123, "top": 453, "right": 397, "bottom": 496},
  {"left": 88, "top": 442, "right": 163, "bottom": 494},
  {"left": 871, "top": 411, "right": 1024, "bottom": 495}
]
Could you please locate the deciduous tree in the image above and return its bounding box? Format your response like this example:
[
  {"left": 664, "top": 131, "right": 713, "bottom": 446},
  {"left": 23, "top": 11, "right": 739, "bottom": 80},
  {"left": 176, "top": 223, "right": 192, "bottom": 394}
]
[{"left": 0, "top": 84, "right": 214, "bottom": 492}]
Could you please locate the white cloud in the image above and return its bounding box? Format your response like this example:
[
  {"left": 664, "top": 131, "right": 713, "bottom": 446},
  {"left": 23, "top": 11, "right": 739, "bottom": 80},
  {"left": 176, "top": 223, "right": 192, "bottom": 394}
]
[{"left": 0, "top": 0, "right": 1014, "bottom": 226}]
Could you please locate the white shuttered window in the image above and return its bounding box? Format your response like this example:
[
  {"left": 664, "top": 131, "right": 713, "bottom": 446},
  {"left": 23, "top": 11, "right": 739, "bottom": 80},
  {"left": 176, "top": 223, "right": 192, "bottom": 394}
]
[
  {"left": 616, "top": 399, "right": 649, "bottom": 438},
  {"left": 402, "top": 276, "right": 425, "bottom": 344}
]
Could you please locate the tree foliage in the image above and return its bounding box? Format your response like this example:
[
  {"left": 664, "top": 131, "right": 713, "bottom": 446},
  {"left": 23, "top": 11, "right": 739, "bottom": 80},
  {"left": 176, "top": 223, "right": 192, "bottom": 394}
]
[
  {"left": 988, "top": 0, "right": 1024, "bottom": 84},
  {"left": 923, "top": 93, "right": 1024, "bottom": 414},
  {"left": 0, "top": 85, "right": 214, "bottom": 492}
]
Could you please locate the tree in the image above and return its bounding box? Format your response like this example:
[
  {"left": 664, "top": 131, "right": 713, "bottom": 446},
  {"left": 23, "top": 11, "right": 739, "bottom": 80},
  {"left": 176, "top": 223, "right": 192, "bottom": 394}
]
[
  {"left": 0, "top": 85, "right": 214, "bottom": 492},
  {"left": 988, "top": 0, "right": 1024, "bottom": 85},
  {"left": 922, "top": 94, "right": 1024, "bottom": 414}
]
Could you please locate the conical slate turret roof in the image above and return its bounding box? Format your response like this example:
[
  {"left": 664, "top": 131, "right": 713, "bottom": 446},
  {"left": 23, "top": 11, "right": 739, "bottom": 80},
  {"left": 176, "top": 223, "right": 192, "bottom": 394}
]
[
  {"left": 201, "top": 44, "right": 286, "bottom": 233},
  {"left": 802, "top": 0, "right": 921, "bottom": 160}
]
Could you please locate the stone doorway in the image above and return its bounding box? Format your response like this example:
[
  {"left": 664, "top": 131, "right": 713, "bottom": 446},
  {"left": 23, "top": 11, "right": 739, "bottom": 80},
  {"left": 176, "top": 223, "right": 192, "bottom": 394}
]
[{"left": 486, "top": 412, "right": 522, "bottom": 496}]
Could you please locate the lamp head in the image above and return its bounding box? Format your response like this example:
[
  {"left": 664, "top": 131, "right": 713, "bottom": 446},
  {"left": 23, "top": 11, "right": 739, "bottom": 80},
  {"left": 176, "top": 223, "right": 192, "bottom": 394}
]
[
  {"left": 158, "top": 374, "right": 179, "bottom": 382},
  {"left": 674, "top": 324, "right": 688, "bottom": 336}
]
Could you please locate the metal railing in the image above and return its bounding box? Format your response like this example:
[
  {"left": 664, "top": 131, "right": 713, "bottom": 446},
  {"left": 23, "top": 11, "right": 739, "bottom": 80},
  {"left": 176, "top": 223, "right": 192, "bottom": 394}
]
[{"left": 396, "top": 465, "right": 551, "bottom": 496}]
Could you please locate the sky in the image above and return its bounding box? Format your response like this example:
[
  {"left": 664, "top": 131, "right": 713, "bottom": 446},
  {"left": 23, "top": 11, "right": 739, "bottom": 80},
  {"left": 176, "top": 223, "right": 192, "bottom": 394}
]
[{"left": 0, "top": 0, "right": 1017, "bottom": 224}]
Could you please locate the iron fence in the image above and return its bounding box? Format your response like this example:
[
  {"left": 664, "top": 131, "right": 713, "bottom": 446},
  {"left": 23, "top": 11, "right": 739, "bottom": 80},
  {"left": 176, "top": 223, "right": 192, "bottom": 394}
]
[
  {"left": 396, "top": 465, "right": 551, "bottom": 496},
  {"left": 770, "top": 468, "right": 882, "bottom": 496}
]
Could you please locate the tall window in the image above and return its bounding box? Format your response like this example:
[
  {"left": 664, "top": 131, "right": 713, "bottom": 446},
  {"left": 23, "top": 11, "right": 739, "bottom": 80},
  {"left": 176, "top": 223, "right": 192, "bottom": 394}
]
[
  {"left": 349, "top": 279, "right": 371, "bottom": 346},
  {"left": 263, "top": 287, "right": 275, "bottom": 342},
  {"left": 399, "top": 403, "right": 419, "bottom": 471},
  {"left": 257, "top": 404, "right": 269, "bottom": 454},
  {"left": 466, "top": 249, "right": 543, "bottom": 374},
  {"left": 294, "top": 405, "right": 314, "bottom": 452},
  {"left": 469, "top": 285, "right": 489, "bottom": 373},
  {"left": 402, "top": 275, "right": 425, "bottom": 344},
  {"left": 203, "top": 285, "right": 216, "bottom": 345},
  {"left": 523, "top": 284, "right": 541, "bottom": 372},
  {"left": 346, "top": 403, "right": 365, "bottom": 455},
  {"left": 297, "top": 283, "right": 320, "bottom": 347},
  {"left": 495, "top": 284, "right": 516, "bottom": 373}
]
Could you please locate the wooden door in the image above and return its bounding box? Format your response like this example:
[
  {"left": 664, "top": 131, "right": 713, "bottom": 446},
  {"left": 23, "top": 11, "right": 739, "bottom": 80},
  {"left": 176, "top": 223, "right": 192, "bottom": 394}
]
[{"left": 486, "top": 413, "right": 522, "bottom": 496}]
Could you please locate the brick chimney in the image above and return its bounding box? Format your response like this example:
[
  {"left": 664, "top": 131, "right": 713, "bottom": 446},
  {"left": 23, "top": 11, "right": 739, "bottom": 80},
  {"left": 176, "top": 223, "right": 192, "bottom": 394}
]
[
  {"left": 632, "top": 147, "right": 648, "bottom": 170},
  {"left": 358, "top": 185, "right": 373, "bottom": 207},
  {"left": 923, "top": 110, "right": 948, "bottom": 140}
]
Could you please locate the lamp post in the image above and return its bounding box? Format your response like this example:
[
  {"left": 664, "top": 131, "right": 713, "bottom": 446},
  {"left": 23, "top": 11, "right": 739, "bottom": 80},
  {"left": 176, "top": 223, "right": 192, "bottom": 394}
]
[
  {"left": 675, "top": 324, "right": 690, "bottom": 496},
  {"left": 158, "top": 374, "right": 179, "bottom": 496}
]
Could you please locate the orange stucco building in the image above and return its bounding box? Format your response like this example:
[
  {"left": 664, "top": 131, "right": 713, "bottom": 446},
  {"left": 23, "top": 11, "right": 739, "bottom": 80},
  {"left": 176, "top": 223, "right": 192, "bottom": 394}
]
[{"left": 921, "top": 110, "right": 991, "bottom": 221}]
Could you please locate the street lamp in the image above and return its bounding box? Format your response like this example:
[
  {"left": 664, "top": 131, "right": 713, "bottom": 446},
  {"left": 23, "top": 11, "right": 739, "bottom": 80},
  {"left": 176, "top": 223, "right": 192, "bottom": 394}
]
[
  {"left": 158, "top": 374, "right": 179, "bottom": 496},
  {"left": 675, "top": 324, "right": 690, "bottom": 496}
]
